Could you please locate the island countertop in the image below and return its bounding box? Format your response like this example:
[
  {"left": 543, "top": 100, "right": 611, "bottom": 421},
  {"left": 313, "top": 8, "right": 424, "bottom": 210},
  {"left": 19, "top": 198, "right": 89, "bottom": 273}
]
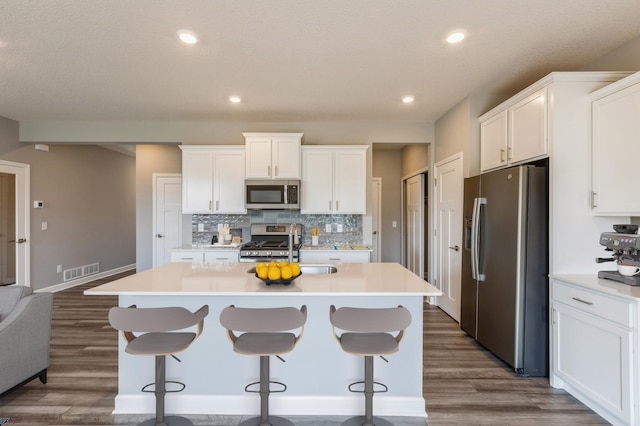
[{"left": 85, "top": 261, "right": 441, "bottom": 297}]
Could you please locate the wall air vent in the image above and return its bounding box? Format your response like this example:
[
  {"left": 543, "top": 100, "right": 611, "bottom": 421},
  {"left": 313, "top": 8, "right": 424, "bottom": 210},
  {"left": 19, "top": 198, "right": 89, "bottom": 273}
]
[{"left": 63, "top": 262, "right": 100, "bottom": 282}]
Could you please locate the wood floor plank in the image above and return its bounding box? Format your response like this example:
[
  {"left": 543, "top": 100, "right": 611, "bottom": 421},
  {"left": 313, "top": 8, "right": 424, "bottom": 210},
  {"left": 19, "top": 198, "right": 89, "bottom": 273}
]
[{"left": 0, "top": 274, "right": 611, "bottom": 425}]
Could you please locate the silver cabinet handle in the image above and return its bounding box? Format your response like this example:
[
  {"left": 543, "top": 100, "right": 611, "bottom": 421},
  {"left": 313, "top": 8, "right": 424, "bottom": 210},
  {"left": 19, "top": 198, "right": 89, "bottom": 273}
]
[
  {"left": 507, "top": 146, "right": 512, "bottom": 160},
  {"left": 500, "top": 148, "right": 506, "bottom": 162},
  {"left": 156, "top": 234, "right": 165, "bottom": 238},
  {"left": 591, "top": 191, "right": 598, "bottom": 208},
  {"left": 216, "top": 200, "right": 220, "bottom": 211},
  {"left": 329, "top": 200, "right": 332, "bottom": 210},
  {"left": 268, "top": 165, "right": 271, "bottom": 176},
  {"left": 336, "top": 200, "right": 339, "bottom": 211},
  {"left": 209, "top": 200, "right": 212, "bottom": 210},
  {"left": 449, "top": 245, "right": 460, "bottom": 251},
  {"left": 572, "top": 297, "right": 594, "bottom": 306},
  {"left": 275, "top": 165, "right": 278, "bottom": 177}
]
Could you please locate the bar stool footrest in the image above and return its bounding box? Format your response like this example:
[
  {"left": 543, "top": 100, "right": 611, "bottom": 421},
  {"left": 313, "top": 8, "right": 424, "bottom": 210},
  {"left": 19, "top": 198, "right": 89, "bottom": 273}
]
[
  {"left": 138, "top": 415, "right": 194, "bottom": 426},
  {"left": 347, "top": 380, "right": 388, "bottom": 394},
  {"left": 244, "top": 380, "right": 287, "bottom": 394},
  {"left": 341, "top": 415, "right": 394, "bottom": 426},
  {"left": 141, "top": 380, "right": 186, "bottom": 393}
]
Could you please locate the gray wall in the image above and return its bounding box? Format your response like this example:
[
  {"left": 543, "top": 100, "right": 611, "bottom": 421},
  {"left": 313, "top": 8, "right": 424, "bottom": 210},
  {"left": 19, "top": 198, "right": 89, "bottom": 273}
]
[
  {"left": 401, "top": 144, "right": 430, "bottom": 178},
  {"left": 135, "top": 144, "right": 182, "bottom": 272},
  {"left": 372, "top": 149, "right": 402, "bottom": 262},
  {"left": 1, "top": 142, "right": 136, "bottom": 290},
  {"left": 0, "top": 116, "right": 20, "bottom": 155}
]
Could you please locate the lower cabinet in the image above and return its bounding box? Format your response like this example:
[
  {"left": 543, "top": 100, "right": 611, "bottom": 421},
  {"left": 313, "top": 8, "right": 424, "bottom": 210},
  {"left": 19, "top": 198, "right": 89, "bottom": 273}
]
[
  {"left": 170, "top": 249, "right": 239, "bottom": 263},
  {"left": 550, "top": 279, "right": 637, "bottom": 425},
  {"left": 300, "top": 250, "right": 370, "bottom": 263}
]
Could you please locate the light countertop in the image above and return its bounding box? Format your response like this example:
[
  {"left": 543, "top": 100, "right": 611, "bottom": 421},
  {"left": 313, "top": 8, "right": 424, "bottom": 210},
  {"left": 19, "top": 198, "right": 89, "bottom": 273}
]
[
  {"left": 550, "top": 274, "right": 640, "bottom": 301},
  {"left": 85, "top": 262, "right": 440, "bottom": 297}
]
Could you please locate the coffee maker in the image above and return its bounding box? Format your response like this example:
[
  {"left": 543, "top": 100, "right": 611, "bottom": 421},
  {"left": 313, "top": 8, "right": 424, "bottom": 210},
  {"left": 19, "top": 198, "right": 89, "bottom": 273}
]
[{"left": 596, "top": 224, "right": 640, "bottom": 286}]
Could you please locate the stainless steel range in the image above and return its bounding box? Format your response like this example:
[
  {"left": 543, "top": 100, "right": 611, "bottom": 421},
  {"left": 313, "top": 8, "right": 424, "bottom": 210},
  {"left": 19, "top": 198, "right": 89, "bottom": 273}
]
[{"left": 240, "top": 223, "right": 303, "bottom": 263}]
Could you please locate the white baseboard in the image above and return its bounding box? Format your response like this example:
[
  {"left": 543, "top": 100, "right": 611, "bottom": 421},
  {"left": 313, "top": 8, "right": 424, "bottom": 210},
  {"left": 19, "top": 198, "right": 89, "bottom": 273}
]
[
  {"left": 38, "top": 264, "right": 136, "bottom": 293},
  {"left": 113, "top": 394, "right": 428, "bottom": 418}
]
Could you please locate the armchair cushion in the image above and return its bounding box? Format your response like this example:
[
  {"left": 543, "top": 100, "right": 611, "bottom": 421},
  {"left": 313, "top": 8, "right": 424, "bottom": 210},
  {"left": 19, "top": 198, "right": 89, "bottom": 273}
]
[{"left": 0, "top": 286, "right": 53, "bottom": 397}]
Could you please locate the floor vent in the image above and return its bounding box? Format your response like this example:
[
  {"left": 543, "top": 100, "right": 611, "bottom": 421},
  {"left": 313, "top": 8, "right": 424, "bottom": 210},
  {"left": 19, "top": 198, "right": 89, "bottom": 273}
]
[{"left": 63, "top": 263, "right": 100, "bottom": 282}]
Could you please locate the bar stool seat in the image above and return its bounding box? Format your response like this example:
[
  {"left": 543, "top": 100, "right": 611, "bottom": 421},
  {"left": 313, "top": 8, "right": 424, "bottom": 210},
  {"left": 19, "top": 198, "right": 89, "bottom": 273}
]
[
  {"left": 109, "top": 305, "right": 209, "bottom": 426},
  {"left": 330, "top": 305, "right": 412, "bottom": 426},
  {"left": 220, "top": 305, "right": 307, "bottom": 426}
]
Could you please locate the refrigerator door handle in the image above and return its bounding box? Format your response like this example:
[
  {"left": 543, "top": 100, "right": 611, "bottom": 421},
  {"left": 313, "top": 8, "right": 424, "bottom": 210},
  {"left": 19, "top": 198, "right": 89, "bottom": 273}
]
[{"left": 471, "top": 197, "right": 486, "bottom": 282}]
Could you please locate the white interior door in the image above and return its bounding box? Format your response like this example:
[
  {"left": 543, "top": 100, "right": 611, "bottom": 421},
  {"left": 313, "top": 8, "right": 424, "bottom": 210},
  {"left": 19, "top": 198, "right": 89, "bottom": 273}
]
[
  {"left": 153, "top": 174, "right": 183, "bottom": 267},
  {"left": 405, "top": 174, "right": 424, "bottom": 277},
  {"left": 0, "top": 161, "right": 29, "bottom": 286},
  {"left": 371, "top": 178, "right": 381, "bottom": 262},
  {"left": 434, "top": 153, "right": 463, "bottom": 321}
]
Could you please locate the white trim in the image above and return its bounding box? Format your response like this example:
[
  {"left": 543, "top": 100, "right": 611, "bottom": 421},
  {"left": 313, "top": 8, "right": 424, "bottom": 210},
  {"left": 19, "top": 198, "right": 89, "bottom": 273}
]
[
  {"left": 152, "top": 173, "right": 182, "bottom": 268},
  {"left": 37, "top": 264, "right": 136, "bottom": 293},
  {"left": 0, "top": 160, "right": 30, "bottom": 287},
  {"left": 371, "top": 177, "right": 382, "bottom": 262},
  {"left": 113, "top": 394, "right": 427, "bottom": 418}
]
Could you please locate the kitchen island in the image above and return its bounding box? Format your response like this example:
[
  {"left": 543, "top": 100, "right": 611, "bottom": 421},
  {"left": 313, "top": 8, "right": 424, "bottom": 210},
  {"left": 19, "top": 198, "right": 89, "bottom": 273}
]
[{"left": 85, "top": 262, "right": 441, "bottom": 419}]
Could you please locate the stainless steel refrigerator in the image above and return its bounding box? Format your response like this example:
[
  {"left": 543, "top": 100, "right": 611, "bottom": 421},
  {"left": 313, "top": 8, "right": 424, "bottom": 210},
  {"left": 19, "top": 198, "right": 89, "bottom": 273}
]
[{"left": 460, "top": 164, "right": 548, "bottom": 376}]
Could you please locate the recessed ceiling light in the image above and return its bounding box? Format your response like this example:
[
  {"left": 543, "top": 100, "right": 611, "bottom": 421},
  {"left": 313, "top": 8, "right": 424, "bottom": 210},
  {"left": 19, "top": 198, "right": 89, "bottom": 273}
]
[
  {"left": 402, "top": 96, "right": 415, "bottom": 104},
  {"left": 229, "top": 96, "right": 242, "bottom": 103},
  {"left": 446, "top": 31, "right": 465, "bottom": 44},
  {"left": 177, "top": 30, "right": 199, "bottom": 45}
]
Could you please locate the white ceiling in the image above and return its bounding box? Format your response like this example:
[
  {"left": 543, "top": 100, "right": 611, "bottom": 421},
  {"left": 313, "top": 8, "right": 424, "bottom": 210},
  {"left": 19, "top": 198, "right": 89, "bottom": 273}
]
[{"left": 1, "top": 1, "right": 639, "bottom": 124}]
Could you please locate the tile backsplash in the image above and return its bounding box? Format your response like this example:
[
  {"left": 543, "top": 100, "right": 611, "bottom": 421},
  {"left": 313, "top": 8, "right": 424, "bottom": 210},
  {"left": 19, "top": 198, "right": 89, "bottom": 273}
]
[{"left": 191, "top": 211, "right": 363, "bottom": 246}]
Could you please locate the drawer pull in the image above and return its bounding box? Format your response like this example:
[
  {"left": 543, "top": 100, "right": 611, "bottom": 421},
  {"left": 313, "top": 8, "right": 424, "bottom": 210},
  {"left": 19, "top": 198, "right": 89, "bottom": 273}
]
[{"left": 572, "top": 297, "right": 593, "bottom": 306}]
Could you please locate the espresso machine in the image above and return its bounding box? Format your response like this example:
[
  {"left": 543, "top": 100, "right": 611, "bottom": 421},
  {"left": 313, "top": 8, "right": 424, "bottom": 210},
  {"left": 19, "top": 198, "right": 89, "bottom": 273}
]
[{"left": 596, "top": 224, "right": 640, "bottom": 286}]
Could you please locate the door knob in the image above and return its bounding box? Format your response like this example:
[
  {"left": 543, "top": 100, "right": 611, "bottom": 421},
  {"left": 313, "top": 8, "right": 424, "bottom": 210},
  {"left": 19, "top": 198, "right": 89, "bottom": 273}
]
[
  {"left": 373, "top": 231, "right": 377, "bottom": 235},
  {"left": 9, "top": 238, "right": 27, "bottom": 244},
  {"left": 156, "top": 234, "right": 165, "bottom": 238},
  {"left": 449, "top": 245, "right": 460, "bottom": 251}
]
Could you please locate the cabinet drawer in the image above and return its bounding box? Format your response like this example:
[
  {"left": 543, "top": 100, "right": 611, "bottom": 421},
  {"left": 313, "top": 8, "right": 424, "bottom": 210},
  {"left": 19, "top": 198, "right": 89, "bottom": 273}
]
[
  {"left": 170, "top": 251, "right": 205, "bottom": 263},
  {"left": 552, "top": 280, "right": 633, "bottom": 327},
  {"left": 300, "top": 250, "right": 370, "bottom": 263},
  {"left": 204, "top": 251, "right": 238, "bottom": 263}
]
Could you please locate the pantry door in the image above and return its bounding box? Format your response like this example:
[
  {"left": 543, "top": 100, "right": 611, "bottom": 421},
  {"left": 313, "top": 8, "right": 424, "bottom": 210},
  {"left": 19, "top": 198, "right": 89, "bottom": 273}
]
[
  {"left": 0, "top": 161, "right": 30, "bottom": 287},
  {"left": 153, "top": 174, "right": 184, "bottom": 267}
]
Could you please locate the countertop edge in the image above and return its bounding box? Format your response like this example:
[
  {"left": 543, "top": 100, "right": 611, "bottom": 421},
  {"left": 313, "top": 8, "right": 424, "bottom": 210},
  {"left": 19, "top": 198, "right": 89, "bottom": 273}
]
[{"left": 550, "top": 274, "right": 640, "bottom": 301}]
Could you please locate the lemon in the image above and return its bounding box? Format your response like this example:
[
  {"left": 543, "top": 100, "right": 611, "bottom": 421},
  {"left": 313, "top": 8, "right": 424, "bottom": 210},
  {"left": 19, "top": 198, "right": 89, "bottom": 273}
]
[
  {"left": 280, "top": 265, "right": 293, "bottom": 280},
  {"left": 290, "top": 262, "right": 301, "bottom": 277},
  {"left": 256, "top": 262, "right": 266, "bottom": 270},
  {"left": 278, "top": 260, "right": 289, "bottom": 268},
  {"left": 268, "top": 266, "right": 281, "bottom": 281},
  {"left": 257, "top": 267, "right": 269, "bottom": 280},
  {"left": 268, "top": 260, "right": 277, "bottom": 268}
]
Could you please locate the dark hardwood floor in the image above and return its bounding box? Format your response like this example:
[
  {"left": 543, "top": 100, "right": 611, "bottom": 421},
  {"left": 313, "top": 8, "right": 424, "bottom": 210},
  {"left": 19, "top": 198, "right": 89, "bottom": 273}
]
[{"left": 0, "top": 273, "right": 609, "bottom": 425}]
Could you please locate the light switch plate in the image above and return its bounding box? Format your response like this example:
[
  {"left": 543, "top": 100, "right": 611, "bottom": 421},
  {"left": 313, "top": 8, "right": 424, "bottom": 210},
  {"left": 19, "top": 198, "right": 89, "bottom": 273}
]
[
  {"left": 336, "top": 224, "right": 343, "bottom": 233},
  {"left": 198, "top": 223, "right": 205, "bottom": 232}
]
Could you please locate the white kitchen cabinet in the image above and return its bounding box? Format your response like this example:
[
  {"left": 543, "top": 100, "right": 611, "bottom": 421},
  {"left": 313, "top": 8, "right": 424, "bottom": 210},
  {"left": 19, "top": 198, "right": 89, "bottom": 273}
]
[
  {"left": 300, "top": 250, "right": 370, "bottom": 263},
  {"left": 301, "top": 146, "right": 367, "bottom": 214},
  {"left": 589, "top": 71, "right": 640, "bottom": 215},
  {"left": 550, "top": 278, "right": 637, "bottom": 426},
  {"left": 180, "top": 146, "right": 246, "bottom": 214},
  {"left": 243, "top": 132, "right": 302, "bottom": 179},
  {"left": 204, "top": 250, "right": 239, "bottom": 263},
  {"left": 480, "top": 89, "right": 547, "bottom": 172}
]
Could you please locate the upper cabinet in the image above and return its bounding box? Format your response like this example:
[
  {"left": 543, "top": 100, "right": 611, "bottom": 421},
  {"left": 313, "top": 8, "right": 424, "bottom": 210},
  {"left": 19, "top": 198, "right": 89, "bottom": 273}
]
[
  {"left": 243, "top": 133, "right": 302, "bottom": 179},
  {"left": 301, "top": 146, "right": 368, "bottom": 214},
  {"left": 589, "top": 72, "right": 640, "bottom": 216},
  {"left": 180, "top": 146, "right": 246, "bottom": 214},
  {"left": 480, "top": 88, "right": 547, "bottom": 172}
]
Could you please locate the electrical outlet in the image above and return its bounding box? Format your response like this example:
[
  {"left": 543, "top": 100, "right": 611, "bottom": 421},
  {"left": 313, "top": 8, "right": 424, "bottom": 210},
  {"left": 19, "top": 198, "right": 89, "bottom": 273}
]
[
  {"left": 41, "top": 221, "right": 48, "bottom": 230},
  {"left": 325, "top": 224, "right": 332, "bottom": 233},
  {"left": 198, "top": 223, "right": 205, "bottom": 232},
  {"left": 56, "top": 265, "right": 62, "bottom": 273},
  {"left": 337, "top": 224, "right": 343, "bottom": 233}
]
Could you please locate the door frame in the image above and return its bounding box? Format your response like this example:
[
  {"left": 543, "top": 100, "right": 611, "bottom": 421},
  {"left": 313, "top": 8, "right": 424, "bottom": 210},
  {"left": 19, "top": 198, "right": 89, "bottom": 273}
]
[
  {"left": 371, "top": 177, "right": 382, "bottom": 262},
  {"left": 0, "top": 160, "right": 30, "bottom": 287},
  {"left": 401, "top": 166, "right": 428, "bottom": 277}
]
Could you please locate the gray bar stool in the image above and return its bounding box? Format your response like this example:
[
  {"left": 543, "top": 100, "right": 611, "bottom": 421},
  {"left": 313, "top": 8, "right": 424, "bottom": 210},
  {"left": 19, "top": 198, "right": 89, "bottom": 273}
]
[
  {"left": 109, "top": 304, "right": 209, "bottom": 426},
  {"left": 329, "top": 305, "right": 412, "bottom": 426},
  {"left": 219, "top": 305, "right": 307, "bottom": 426}
]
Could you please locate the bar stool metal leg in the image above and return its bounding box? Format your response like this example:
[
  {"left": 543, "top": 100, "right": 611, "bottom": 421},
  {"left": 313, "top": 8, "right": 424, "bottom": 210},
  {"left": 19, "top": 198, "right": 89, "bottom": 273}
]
[{"left": 342, "top": 356, "right": 393, "bottom": 426}]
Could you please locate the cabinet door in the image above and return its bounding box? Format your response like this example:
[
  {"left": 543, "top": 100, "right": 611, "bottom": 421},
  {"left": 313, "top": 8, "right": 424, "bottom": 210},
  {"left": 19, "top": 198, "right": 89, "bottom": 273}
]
[
  {"left": 272, "top": 137, "right": 301, "bottom": 179},
  {"left": 552, "top": 303, "right": 633, "bottom": 424},
  {"left": 480, "top": 111, "right": 508, "bottom": 172},
  {"left": 591, "top": 81, "right": 640, "bottom": 215},
  {"left": 245, "top": 138, "right": 273, "bottom": 179},
  {"left": 301, "top": 149, "right": 333, "bottom": 213},
  {"left": 509, "top": 89, "right": 547, "bottom": 164},
  {"left": 334, "top": 149, "right": 366, "bottom": 214},
  {"left": 213, "top": 149, "right": 246, "bottom": 213},
  {"left": 182, "top": 150, "right": 214, "bottom": 213}
]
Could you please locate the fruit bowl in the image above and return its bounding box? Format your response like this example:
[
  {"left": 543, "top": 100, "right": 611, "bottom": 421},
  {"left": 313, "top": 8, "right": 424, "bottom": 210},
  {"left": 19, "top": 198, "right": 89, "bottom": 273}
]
[{"left": 255, "top": 272, "right": 302, "bottom": 286}]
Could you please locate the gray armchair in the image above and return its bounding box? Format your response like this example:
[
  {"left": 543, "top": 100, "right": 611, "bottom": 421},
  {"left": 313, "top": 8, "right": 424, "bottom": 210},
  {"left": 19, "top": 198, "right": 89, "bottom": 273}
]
[{"left": 0, "top": 286, "right": 53, "bottom": 397}]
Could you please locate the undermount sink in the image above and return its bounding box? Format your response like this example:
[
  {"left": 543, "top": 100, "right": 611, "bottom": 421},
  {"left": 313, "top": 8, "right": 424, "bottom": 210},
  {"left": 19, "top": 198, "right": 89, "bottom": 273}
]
[{"left": 247, "top": 264, "right": 337, "bottom": 275}]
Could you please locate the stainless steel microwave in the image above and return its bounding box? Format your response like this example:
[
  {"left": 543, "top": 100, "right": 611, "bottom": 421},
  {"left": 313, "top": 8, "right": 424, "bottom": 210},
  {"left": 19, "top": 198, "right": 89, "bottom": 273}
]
[{"left": 245, "top": 180, "right": 300, "bottom": 210}]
